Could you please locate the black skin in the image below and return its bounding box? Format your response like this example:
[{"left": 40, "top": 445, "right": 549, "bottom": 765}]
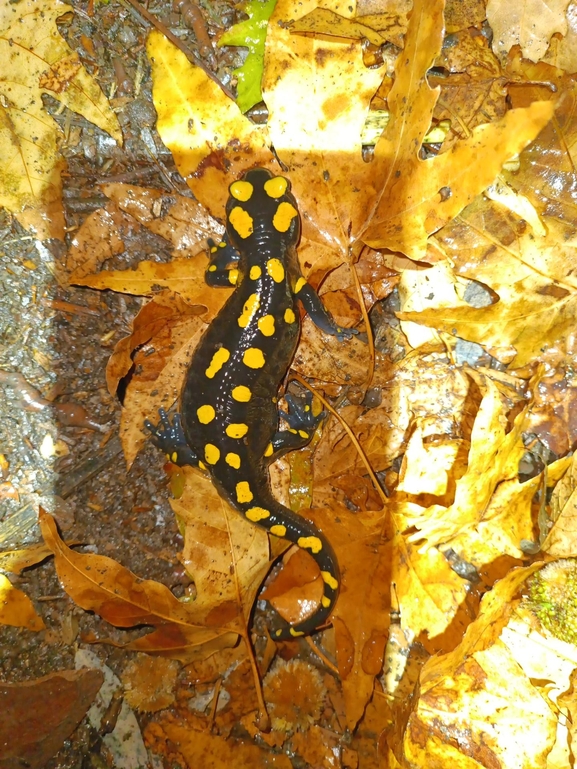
[{"left": 146, "top": 167, "right": 355, "bottom": 639}]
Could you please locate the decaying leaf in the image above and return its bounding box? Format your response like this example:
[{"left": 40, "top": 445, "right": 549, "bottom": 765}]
[
  {"left": 0, "top": 669, "right": 104, "bottom": 769},
  {"left": 0, "top": 0, "right": 121, "bottom": 238}
]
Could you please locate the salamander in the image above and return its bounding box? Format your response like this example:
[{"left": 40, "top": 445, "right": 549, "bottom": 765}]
[{"left": 145, "top": 167, "right": 355, "bottom": 638}]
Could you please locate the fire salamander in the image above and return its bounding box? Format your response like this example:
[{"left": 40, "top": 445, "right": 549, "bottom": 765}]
[{"left": 146, "top": 168, "right": 355, "bottom": 638}]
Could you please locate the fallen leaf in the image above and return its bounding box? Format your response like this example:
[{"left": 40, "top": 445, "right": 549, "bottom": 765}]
[
  {"left": 487, "top": 0, "right": 571, "bottom": 62},
  {"left": 39, "top": 510, "right": 237, "bottom": 662},
  {"left": 0, "top": 574, "right": 45, "bottom": 631},
  {"left": 0, "top": 668, "right": 103, "bottom": 769},
  {"left": 0, "top": 0, "right": 121, "bottom": 238}
]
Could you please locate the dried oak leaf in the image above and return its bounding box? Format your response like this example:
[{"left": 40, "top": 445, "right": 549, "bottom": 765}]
[
  {"left": 144, "top": 716, "right": 293, "bottom": 769},
  {"left": 39, "top": 510, "right": 237, "bottom": 663},
  {"left": 487, "top": 0, "right": 571, "bottom": 63},
  {"left": 105, "top": 291, "right": 208, "bottom": 465},
  {"left": 0, "top": 668, "right": 103, "bottom": 769}
]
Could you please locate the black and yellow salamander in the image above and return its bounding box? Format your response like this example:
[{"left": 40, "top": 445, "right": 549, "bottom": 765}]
[{"left": 145, "top": 167, "right": 355, "bottom": 638}]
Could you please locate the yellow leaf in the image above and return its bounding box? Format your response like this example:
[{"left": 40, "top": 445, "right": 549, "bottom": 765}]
[
  {"left": 0, "top": 574, "right": 45, "bottom": 631},
  {"left": 487, "top": 0, "right": 572, "bottom": 62},
  {"left": 0, "top": 0, "right": 121, "bottom": 238}
]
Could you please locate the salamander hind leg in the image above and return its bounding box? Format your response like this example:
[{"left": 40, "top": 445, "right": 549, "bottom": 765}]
[
  {"left": 144, "top": 408, "right": 199, "bottom": 467},
  {"left": 268, "top": 391, "right": 326, "bottom": 459}
]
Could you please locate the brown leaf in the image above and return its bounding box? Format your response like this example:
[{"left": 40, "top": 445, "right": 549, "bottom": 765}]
[
  {"left": 303, "top": 505, "right": 392, "bottom": 731},
  {"left": 0, "top": 668, "right": 104, "bottom": 769},
  {"left": 39, "top": 510, "right": 236, "bottom": 663},
  {"left": 144, "top": 714, "right": 293, "bottom": 769},
  {"left": 100, "top": 183, "right": 224, "bottom": 254},
  {"left": 67, "top": 203, "right": 136, "bottom": 280}
]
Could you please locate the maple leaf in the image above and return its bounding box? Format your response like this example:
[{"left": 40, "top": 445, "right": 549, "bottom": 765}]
[
  {"left": 398, "top": 374, "right": 529, "bottom": 552},
  {"left": 399, "top": 205, "right": 577, "bottom": 367},
  {"left": 402, "top": 566, "right": 557, "bottom": 765},
  {"left": 0, "top": 0, "right": 121, "bottom": 238},
  {"left": 147, "top": 0, "right": 553, "bottom": 265}
]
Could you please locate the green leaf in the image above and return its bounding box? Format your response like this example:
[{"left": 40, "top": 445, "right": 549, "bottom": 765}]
[{"left": 218, "top": 0, "right": 277, "bottom": 113}]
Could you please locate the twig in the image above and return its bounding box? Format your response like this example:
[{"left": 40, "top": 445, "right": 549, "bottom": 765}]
[
  {"left": 291, "top": 373, "right": 388, "bottom": 506},
  {"left": 305, "top": 636, "right": 339, "bottom": 674},
  {"left": 119, "top": 0, "right": 234, "bottom": 100}
]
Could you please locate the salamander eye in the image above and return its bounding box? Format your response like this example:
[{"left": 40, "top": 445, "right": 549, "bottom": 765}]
[{"left": 264, "top": 176, "right": 288, "bottom": 199}]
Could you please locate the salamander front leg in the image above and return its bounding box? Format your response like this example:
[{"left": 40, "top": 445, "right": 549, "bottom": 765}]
[
  {"left": 295, "top": 279, "right": 357, "bottom": 341},
  {"left": 266, "top": 391, "right": 325, "bottom": 460},
  {"left": 205, "top": 237, "right": 241, "bottom": 287},
  {"left": 144, "top": 408, "right": 199, "bottom": 467}
]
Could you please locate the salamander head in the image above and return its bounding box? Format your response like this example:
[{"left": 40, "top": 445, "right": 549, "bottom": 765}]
[{"left": 225, "top": 168, "right": 301, "bottom": 251}]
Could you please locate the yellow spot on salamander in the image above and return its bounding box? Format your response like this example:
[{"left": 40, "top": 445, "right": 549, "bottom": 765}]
[
  {"left": 229, "top": 206, "right": 253, "bottom": 239},
  {"left": 269, "top": 524, "right": 287, "bottom": 537},
  {"left": 264, "top": 176, "right": 288, "bottom": 198},
  {"left": 238, "top": 293, "right": 260, "bottom": 328},
  {"left": 210, "top": 246, "right": 217, "bottom": 254},
  {"left": 264, "top": 443, "right": 273, "bottom": 457},
  {"left": 198, "top": 460, "right": 207, "bottom": 470},
  {"left": 171, "top": 452, "right": 178, "bottom": 463},
  {"left": 273, "top": 201, "right": 298, "bottom": 233},
  {"left": 236, "top": 481, "right": 253, "bottom": 503},
  {"left": 226, "top": 423, "right": 248, "bottom": 439},
  {"left": 228, "top": 268, "right": 239, "bottom": 285},
  {"left": 205, "top": 348, "right": 230, "bottom": 378},
  {"left": 230, "top": 180, "right": 253, "bottom": 201},
  {"left": 298, "top": 430, "right": 309, "bottom": 439},
  {"left": 298, "top": 536, "right": 323, "bottom": 554},
  {"left": 266, "top": 258, "right": 285, "bottom": 283},
  {"left": 197, "top": 404, "right": 216, "bottom": 424},
  {"left": 225, "top": 452, "right": 241, "bottom": 469},
  {"left": 258, "top": 315, "right": 275, "bottom": 337},
  {"left": 275, "top": 629, "right": 282, "bottom": 637},
  {"left": 284, "top": 308, "right": 296, "bottom": 324},
  {"left": 321, "top": 596, "right": 331, "bottom": 608},
  {"left": 246, "top": 506, "right": 270, "bottom": 521},
  {"left": 208, "top": 264, "right": 217, "bottom": 272},
  {"left": 243, "top": 348, "right": 265, "bottom": 369},
  {"left": 204, "top": 444, "right": 220, "bottom": 465},
  {"left": 232, "top": 385, "right": 252, "bottom": 402},
  {"left": 250, "top": 265, "right": 262, "bottom": 280},
  {"left": 288, "top": 428, "right": 297, "bottom": 434},
  {"left": 321, "top": 571, "right": 338, "bottom": 590},
  {"left": 295, "top": 277, "right": 306, "bottom": 293},
  {"left": 218, "top": 241, "right": 226, "bottom": 248},
  {"left": 290, "top": 628, "right": 305, "bottom": 637}
]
